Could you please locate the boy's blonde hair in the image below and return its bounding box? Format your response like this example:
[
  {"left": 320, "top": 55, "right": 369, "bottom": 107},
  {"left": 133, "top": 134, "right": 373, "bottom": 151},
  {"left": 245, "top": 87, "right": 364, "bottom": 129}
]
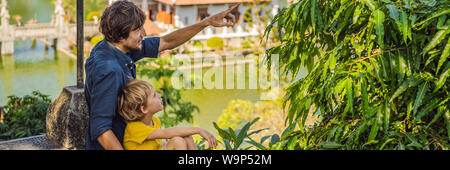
[{"left": 117, "top": 79, "right": 155, "bottom": 122}]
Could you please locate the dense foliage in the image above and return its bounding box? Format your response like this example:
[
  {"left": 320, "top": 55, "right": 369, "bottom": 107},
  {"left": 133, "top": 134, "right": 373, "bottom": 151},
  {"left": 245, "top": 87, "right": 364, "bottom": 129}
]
[
  {"left": 265, "top": 0, "right": 449, "bottom": 149},
  {"left": 0, "top": 91, "right": 50, "bottom": 141}
]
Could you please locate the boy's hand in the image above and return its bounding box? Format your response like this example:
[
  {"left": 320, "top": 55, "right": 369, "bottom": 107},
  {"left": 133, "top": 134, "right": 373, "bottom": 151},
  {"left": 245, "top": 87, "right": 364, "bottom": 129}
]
[{"left": 199, "top": 129, "right": 218, "bottom": 149}]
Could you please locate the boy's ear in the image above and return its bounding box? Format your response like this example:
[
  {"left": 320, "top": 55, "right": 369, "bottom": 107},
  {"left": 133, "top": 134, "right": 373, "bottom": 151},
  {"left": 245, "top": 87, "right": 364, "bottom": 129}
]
[{"left": 140, "top": 105, "right": 148, "bottom": 114}]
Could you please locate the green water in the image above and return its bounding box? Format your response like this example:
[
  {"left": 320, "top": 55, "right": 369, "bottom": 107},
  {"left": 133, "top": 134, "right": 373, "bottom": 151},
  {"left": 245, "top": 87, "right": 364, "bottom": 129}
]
[{"left": 0, "top": 0, "right": 265, "bottom": 133}]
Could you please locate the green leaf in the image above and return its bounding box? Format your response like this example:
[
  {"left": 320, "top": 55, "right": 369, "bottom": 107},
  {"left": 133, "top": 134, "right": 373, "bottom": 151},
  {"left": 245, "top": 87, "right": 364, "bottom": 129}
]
[
  {"left": 415, "top": 98, "right": 441, "bottom": 121},
  {"left": 414, "top": 9, "right": 450, "bottom": 29},
  {"left": 223, "top": 139, "right": 232, "bottom": 150},
  {"left": 246, "top": 140, "right": 267, "bottom": 150},
  {"left": 384, "top": 102, "right": 390, "bottom": 136},
  {"left": 363, "top": 0, "right": 377, "bottom": 11},
  {"left": 260, "top": 135, "right": 271, "bottom": 144},
  {"left": 413, "top": 82, "right": 428, "bottom": 116},
  {"left": 353, "top": 4, "right": 362, "bottom": 24},
  {"left": 374, "top": 9, "right": 385, "bottom": 50},
  {"left": 389, "top": 76, "right": 422, "bottom": 103},
  {"left": 400, "top": 10, "right": 410, "bottom": 44},
  {"left": 437, "top": 38, "right": 450, "bottom": 74},
  {"left": 368, "top": 120, "right": 379, "bottom": 141},
  {"left": 346, "top": 78, "right": 354, "bottom": 114},
  {"left": 405, "top": 133, "right": 423, "bottom": 148},
  {"left": 234, "top": 122, "right": 252, "bottom": 149},
  {"left": 444, "top": 110, "right": 450, "bottom": 141},
  {"left": 434, "top": 63, "right": 450, "bottom": 92},
  {"left": 213, "top": 122, "right": 232, "bottom": 141},
  {"left": 361, "top": 79, "right": 369, "bottom": 118},
  {"left": 422, "top": 29, "right": 450, "bottom": 56},
  {"left": 247, "top": 128, "right": 269, "bottom": 137},
  {"left": 379, "top": 138, "right": 395, "bottom": 150},
  {"left": 310, "top": 0, "right": 317, "bottom": 32},
  {"left": 319, "top": 142, "right": 342, "bottom": 149},
  {"left": 426, "top": 106, "right": 445, "bottom": 129},
  {"left": 228, "top": 127, "right": 236, "bottom": 139},
  {"left": 270, "top": 134, "right": 280, "bottom": 145},
  {"left": 386, "top": 5, "right": 399, "bottom": 22},
  {"left": 332, "top": 3, "right": 347, "bottom": 24}
]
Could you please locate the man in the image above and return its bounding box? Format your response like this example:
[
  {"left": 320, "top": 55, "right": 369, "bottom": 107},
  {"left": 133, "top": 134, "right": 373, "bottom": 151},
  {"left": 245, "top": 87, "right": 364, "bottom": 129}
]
[{"left": 85, "top": 1, "right": 240, "bottom": 150}]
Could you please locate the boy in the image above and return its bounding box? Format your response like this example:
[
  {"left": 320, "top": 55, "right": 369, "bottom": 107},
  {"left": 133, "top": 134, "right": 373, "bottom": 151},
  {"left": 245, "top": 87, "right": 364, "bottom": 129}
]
[{"left": 117, "top": 79, "right": 218, "bottom": 150}]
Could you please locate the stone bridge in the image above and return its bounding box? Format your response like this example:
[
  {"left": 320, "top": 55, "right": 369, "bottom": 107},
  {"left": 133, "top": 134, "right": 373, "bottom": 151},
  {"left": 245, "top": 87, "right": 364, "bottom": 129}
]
[{"left": 0, "top": 0, "right": 100, "bottom": 55}]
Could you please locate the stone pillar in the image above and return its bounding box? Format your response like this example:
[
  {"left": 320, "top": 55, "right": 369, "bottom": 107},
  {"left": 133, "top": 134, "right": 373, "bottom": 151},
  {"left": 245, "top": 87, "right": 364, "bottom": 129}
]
[
  {"left": 54, "top": 0, "right": 65, "bottom": 33},
  {"left": 1, "top": 39, "right": 13, "bottom": 55},
  {"left": 142, "top": 0, "right": 148, "bottom": 14},
  {"left": 0, "top": 0, "right": 10, "bottom": 29},
  {"left": 166, "top": 4, "right": 171, "bottom": 30},
  {"left": 0, "top": 0, "right": 13, "bottom": 55},
  {"left": 46, "top": 86, "right": 89, "bottom": 150}
]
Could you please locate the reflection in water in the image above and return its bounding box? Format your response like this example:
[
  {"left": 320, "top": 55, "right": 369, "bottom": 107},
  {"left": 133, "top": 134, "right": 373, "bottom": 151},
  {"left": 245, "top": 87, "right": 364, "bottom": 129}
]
[{"left": 0, "top": 39, "right": 77, "bottom": 106}]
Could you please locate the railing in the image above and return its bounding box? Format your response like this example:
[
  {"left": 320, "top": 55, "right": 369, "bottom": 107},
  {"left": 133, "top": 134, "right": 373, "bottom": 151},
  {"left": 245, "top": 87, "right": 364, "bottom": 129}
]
[
  {"left": 193, "top": 23, "right": 259, "bottom": 40},
  {"left": 158, "top": 22, "right": 260, "bottom": 40},
  {"left": 0, "top": 21, "right": 100, "bottom": 41}
]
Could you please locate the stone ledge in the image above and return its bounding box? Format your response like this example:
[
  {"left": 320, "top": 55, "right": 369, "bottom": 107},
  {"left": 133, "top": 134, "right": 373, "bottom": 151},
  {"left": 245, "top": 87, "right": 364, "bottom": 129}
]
[{"left": 0, "top": 134, "right": 66, "bottom": 150}]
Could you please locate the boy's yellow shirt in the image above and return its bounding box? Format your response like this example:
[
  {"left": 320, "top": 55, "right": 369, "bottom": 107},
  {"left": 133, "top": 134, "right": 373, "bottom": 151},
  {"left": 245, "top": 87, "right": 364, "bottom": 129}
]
[{"left": 123, "top": 116, "right": 163, "bottom": 150}]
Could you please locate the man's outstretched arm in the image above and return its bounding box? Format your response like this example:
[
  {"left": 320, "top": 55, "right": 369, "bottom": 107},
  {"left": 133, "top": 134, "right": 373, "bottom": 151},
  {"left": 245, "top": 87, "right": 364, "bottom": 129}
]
[{"left": 158, "top": 3, "right": 240, "bottom": 52}]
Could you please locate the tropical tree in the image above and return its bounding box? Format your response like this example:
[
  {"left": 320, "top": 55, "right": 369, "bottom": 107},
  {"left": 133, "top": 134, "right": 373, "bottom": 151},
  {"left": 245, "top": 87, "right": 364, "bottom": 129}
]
[{"left": 264, "top": 0, "right": 449, "bottom": 149}]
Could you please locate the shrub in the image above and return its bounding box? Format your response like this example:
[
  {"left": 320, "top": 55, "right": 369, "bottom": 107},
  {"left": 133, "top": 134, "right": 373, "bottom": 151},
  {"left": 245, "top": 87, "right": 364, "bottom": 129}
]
[
  {"left": 86, "top": 11, "right": 101, "bottom": 22},
  {"left": 193, "top": 40, "right": 204, "bottom": 49},
  {"left": 206, "top": 37, "right": 224, "bottom": 50},
  {"left": 0, "top": 91, "right": 51, "bottom": 141},
  {"left": 265, "top": 0, "right": 450, "bottom": 149},
  {"left": 241, "top": 41, "right": 252, "bottom": 49},
  {"left": 89, "top": 36, "right": 104, "bottom": 46}
]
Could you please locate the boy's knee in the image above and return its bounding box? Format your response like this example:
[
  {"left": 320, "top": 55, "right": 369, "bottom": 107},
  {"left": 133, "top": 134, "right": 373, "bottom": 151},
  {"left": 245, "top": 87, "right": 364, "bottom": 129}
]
[
  {"left": 171, "top": 136, "right": 187, "bottom": 145},
  {"left": 168, "top": 136, "right": 187, "bottom": 150},
  {"left": 184, "top": 135, "right": 194, "bottom": 141}
]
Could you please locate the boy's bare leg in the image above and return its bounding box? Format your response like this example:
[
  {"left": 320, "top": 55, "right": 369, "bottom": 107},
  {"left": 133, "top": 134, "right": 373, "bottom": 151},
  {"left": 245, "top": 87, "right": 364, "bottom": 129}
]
[
  {"left": 165, "top": 136, "right": 188, "bottom": 150},
  {"left": 184, "top": 135, "right": 198, "bottom": 150}
]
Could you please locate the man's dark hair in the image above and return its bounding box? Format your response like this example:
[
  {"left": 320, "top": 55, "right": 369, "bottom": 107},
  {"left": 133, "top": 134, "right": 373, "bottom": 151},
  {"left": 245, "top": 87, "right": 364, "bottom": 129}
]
[{"left": 100, "top": 1, "right": 145, "bottom": 43}]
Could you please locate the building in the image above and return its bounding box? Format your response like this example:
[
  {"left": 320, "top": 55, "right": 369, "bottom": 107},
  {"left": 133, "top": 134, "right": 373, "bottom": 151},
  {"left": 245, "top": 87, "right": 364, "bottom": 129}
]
[{"left": 126, "top": 0, "right": 287, "bottom": 49}]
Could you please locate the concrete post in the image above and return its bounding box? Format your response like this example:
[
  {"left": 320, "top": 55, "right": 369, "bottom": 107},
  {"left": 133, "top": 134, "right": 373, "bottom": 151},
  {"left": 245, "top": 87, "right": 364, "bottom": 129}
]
[{"left": 46, "top": 86, "right": 88, "bottom": 150}]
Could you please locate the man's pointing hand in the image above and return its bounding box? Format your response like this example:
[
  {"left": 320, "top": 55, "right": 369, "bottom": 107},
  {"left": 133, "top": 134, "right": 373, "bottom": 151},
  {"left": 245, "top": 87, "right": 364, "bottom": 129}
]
[{"left": 203, "top": 3, "right": 240, "bottom": 27}]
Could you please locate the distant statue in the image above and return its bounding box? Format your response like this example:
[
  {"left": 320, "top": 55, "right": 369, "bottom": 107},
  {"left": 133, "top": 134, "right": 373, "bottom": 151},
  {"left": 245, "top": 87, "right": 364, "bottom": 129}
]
[
  {"left": 13, "top": 15, "right": 22, "bottom": 26},
  {"left": 1, "top": 0, "right": 10, "bottom": 29},
  {"left": 54, "top": 0, "right": 65, "bottom": 30}
]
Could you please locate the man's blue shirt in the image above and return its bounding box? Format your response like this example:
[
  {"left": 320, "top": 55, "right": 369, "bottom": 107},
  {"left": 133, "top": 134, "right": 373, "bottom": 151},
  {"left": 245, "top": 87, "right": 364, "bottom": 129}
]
[{"left": 84, "top": 37, "right": 160, "bottom": 150}]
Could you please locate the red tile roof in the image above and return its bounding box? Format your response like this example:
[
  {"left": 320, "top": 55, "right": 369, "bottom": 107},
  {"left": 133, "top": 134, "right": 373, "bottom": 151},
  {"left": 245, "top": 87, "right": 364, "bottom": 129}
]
[
  {"left": 143, "top": 19, "right": 165, "bottom": 35},
  {"left": 156, "top": 0, "right": 271, "bottom": 5}
]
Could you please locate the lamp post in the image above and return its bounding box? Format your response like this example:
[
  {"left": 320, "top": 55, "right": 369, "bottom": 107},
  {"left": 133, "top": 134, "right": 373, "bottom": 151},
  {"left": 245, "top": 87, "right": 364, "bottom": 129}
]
[
  {"left": 46, "top": 0, "right": 89, "bottom": 150},
  {"left": 77, "top": 0, "right": 84, "bottom": 88}
]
